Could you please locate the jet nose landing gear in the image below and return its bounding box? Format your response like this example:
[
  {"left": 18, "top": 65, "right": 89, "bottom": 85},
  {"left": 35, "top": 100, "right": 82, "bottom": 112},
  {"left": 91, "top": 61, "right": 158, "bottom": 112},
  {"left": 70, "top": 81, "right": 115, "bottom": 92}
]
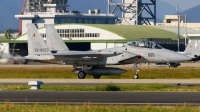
[
  {"left": 78, "top": 71, "right": 86, "bottom": 79},
  {"left": 133, "top": 63, "right": 141, "bottom": 79},
  {"left": 134, "top": 74, "right": 139, "bottom": 79}
]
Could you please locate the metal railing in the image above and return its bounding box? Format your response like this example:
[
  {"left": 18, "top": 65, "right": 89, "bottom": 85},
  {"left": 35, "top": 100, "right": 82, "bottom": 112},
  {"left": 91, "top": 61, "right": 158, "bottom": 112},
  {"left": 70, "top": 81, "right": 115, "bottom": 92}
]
[{"left": 24, "top": 12, "right": 115, "bottom": 17}]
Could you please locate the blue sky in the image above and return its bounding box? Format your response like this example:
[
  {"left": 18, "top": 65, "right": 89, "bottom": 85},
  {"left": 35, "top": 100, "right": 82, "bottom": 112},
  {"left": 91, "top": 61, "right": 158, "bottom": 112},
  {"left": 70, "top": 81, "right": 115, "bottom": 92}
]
[
  {"left": 159, "top": 0, "right": 200, "bottom": 11},
  {"left": 16, "top": 0, "right": 200, "bottom": 12}
]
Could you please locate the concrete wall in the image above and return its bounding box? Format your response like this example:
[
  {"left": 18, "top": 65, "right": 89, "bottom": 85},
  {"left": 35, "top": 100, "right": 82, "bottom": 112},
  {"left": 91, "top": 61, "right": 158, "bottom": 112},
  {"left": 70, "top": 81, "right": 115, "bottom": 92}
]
[
  {"left": 162, "top": 23, "right": 200, "bottom": 28},
  {"left": 156, "top": 23, "right": 200, "bottom": 32},
  {"left": 164, "top": 15, "right": 186, "bottom": 24},
  {"left": 91, "top": 43, "right": 125, "bottom": 50},
  {"left": 17, "top": 24, "right": 124, "bottom": 40},
  {"left": 33, "top": 17, "right": 55, "bottom": 28},
  {"left": 91, "top": 43, "right": 107, "bottom": 50},
  {"left": 22, "top": 19, "right": 33, "bottom": 34}
]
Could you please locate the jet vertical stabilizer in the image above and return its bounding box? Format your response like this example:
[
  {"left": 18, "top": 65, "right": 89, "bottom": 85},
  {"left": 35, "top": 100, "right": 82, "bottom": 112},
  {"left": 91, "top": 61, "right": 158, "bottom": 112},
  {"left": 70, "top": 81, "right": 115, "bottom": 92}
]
[
  {"left": 183, "top": 40, "right": 196, "bottom": 58},
  {"left": 45, "top": 24, "right": 69, "bottom": 51},
  {"left": 26, "top": 24, "right": 54, "bottom": 60},
  {"left": 194, "top": 41, "right": 200, "bottom": 57}
]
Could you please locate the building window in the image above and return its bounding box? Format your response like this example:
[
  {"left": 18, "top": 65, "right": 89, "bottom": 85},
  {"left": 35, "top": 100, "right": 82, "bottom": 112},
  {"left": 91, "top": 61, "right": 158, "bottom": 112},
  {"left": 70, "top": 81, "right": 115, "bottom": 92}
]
[
  {"left": 53, "top": 28, "right": 100, "bottom": 38},
  {"left": 95, "top": 33, "right": 97, "bottom": 37},
  {"left": 66, "top": 29, "right": 69, "bottom": 33},
  {"left": 70, "top": 29, "right": 74, "bottom": 33},
  {"left": 40, "top": 33, "right": 46, "bottom": 38},
  {"left": 80, "top": 29, "right": 84, "bottom": 33},
  {"left": 75, "top": 29, "right": 79, "bottom": 33},
  {"left": 85, "top": 33, "right": 88, "bottom": 37},
  {"left": 70, "top": 34, "right": 74, "bottom": 37},
  {"left": 80, "top": 34, "right": 84, "bottom": 37},
  {"left": 76, "top": 34, "right": 79, "bottom": 37}
]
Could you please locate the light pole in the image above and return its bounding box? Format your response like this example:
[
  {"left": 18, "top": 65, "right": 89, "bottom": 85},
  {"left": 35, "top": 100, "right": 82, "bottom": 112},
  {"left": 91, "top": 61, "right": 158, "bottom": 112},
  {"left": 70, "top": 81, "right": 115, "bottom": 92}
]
[
  {"left": 69, "top": 19, "right": 71, "bottom": 40},
  {"left": 184, "top": 15, "right": 187, "bottom": 48},
  {"left": 177, "top": 5, "right": 180, "bottom": 52},
  {"left": 69, "top": 19, "right": 70, "bottom": 28}
]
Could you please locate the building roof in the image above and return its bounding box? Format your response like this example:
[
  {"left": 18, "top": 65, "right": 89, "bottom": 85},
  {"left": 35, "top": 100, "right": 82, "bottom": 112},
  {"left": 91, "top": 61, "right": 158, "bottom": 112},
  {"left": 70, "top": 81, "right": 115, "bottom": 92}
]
[
  {"left": 183, "top": 34, "right": 200, "bottom": 39},
  {"left": 85, "top": 24, "right": 180, "bottom": 40},
  {"left": 10, "top": 24, "right": 185, "bottom": 43}
]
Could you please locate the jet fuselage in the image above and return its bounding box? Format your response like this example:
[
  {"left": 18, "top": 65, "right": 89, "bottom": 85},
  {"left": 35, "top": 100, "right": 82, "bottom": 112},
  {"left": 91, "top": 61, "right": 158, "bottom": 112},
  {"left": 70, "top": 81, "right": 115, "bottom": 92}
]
[{"left": 55, "top": 45, "right": 191, "bottom": 66}]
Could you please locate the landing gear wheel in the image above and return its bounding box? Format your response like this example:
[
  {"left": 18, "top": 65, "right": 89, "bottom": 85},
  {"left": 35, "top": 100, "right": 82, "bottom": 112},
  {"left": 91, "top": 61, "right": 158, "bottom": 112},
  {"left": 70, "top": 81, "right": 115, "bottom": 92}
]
[
  {"left": 78, "top": 71, "right": 86, "bottom": 79},
  {"left": 93, "top": 75, "right": 101, "bottom": 79},
  {"left": 134, "top": 74, "right": 139, "bottom": 79}
]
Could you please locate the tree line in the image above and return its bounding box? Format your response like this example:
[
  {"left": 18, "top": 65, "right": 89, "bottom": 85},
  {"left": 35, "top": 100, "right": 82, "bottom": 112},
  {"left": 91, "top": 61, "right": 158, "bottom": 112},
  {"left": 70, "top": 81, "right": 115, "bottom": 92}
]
[{"left": 3, "top": 29, "right": 19, "bottom": 40}]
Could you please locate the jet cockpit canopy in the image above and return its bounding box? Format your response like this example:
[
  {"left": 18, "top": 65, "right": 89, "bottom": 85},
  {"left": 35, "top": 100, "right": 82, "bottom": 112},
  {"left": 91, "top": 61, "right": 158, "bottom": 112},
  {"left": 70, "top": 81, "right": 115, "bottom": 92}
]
[{"left": 127, "top": 40, "right": 163, "bottom": 49}]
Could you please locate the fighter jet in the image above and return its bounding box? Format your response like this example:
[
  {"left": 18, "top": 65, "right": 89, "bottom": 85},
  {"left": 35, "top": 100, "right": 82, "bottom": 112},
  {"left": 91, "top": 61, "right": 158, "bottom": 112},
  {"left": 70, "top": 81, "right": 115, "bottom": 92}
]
[
  {"left": 154, "top": 39, "right": 197, "bottom": 68},
  {"left": 183, "top": 39, "right": 200, "bottom": 61},
  {"left": 27, "top": 24, "right": 191, "bottom": 79},
  {"left": 24, "top": 24, "right": 55, "bottom": 61}
]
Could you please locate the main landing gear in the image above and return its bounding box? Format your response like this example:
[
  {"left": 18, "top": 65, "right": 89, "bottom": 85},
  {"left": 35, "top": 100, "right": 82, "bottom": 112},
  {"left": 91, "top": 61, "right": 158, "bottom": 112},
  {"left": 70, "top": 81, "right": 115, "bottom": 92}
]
[
  {"left": 76, "top": 65, "right": 88, "bottom": 79},
  {"left": 76, "top": 65, "right": 101, "bottom": 79},
  {"left": 132, "top": 63, "right": 141, "bottom": 79},
  {"left": 93, "top": 75, "right": 101, "bottom": 79},
  {"left": 77, "top": 71, "right": 101, "bottom": 79},
  {"left": 78, "top": 71, "right": 86, "bottom": 79}
]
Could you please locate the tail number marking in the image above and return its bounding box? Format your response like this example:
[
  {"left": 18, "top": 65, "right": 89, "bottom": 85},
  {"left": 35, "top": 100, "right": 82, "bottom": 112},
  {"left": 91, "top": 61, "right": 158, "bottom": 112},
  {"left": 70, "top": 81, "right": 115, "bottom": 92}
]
[
  {"left": 35, "top": 48, "right": 50, "bottom": 52},
  {"left": 185, "top": 53, "right": 191, "bottom": 56},
  {"left": 148, "top": 53, "right": 155, "bottom": 57}
]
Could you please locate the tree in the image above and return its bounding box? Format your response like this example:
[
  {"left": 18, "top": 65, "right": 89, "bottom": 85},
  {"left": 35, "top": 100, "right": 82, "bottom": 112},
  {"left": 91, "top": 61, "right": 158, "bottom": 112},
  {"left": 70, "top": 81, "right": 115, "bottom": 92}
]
[{"left": 4, "top": 28, "right": 13, "bottom": 40}]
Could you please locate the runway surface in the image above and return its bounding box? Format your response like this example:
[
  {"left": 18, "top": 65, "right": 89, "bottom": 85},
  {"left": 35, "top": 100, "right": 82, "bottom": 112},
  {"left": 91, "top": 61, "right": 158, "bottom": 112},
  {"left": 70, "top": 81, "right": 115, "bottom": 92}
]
[
  {"left": 0, "top": 91, "right": 200, "bottom": 105},
  {"left": 0, "top": 63, "right": 199, "bottom": 105},
  {"left": 0, "top": 79, "right": 200, "bottom": 86},
  {"left": 0, "top": 62, "right": 200, "bottom": 68}
]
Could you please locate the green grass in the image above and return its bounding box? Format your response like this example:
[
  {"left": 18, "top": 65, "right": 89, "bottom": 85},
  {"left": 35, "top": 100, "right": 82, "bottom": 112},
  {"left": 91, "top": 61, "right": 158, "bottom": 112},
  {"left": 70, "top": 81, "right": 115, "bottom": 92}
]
[
  {"left": 0, "top": 67, "right": 199, "bottom": 79},
  {"left": 48, "top": 24, "right": 182, "bottom": 40},
  {"left": 1, "top": 103, "right": 200, "bottom": 112},
  {"left": 0, "top": 36, "right": 10, "bottom": 42},
  {"left": 86, "top": 24, "right": 181, "bottom": 40},
  {"left": 1, "top": 84, "right": 200, "bottom": 92}
]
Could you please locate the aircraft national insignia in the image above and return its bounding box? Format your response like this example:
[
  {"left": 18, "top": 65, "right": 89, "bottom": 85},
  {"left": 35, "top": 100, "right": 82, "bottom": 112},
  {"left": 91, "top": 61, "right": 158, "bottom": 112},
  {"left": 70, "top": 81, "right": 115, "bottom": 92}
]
[
  {"left": 32, "top": 33, "right": 35, "bottom": 37},
  {"left": 137, "top": 54, "right": 142, "bottom": 60}
]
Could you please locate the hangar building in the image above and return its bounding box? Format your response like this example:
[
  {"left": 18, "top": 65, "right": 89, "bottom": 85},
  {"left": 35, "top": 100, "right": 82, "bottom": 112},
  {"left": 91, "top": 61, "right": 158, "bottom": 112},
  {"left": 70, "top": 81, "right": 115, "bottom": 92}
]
[{"left": 15, "top": 0, "right": 117, "bottom": 35}]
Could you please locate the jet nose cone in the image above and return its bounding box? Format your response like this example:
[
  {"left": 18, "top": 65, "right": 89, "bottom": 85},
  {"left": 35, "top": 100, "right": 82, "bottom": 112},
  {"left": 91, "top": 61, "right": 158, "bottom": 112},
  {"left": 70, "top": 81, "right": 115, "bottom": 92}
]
[{"left": 170, "top": 52, "right": 191, "bottom": 62}]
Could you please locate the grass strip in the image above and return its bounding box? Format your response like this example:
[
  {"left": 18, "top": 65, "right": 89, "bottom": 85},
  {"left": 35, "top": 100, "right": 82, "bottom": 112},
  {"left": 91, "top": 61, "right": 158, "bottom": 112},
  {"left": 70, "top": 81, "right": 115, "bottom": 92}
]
[
  {"left": 0, "top": 84, "right": 200, "bottom": 91},
  {"left": 0, "top": 67, "right": 199, "bottom": 79},
  {"left": 1, "top": 103, "right": 200, "bottom": 112}
]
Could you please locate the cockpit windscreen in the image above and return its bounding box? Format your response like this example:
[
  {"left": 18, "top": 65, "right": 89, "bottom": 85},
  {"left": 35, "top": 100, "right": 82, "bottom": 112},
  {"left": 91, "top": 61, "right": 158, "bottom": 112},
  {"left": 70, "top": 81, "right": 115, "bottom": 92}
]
[{"left": 127, "top": 40, "right": 163, "bottom": 49}]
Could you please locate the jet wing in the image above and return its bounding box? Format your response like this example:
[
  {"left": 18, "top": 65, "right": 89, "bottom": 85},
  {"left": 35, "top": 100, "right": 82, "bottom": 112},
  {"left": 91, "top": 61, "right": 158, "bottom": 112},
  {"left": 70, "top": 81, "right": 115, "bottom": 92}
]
[
  {"left": 118, "top": 51, "right": 138, "bottom": 62},
  {"left": 50, "top": 50, "right": 122, "bottom": 57},
  {"left": 23, "top": 55, "right": 54, "bottom": 60}
]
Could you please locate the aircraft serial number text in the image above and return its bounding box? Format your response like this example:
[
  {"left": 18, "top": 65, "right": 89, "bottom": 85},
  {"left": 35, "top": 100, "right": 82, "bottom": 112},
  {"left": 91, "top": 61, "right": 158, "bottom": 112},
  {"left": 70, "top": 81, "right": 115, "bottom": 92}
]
[
  {"left": 35, "top": 48, "right": 50, "bottom": 52},
  {"left": 185, "top": 53, "right": 191, "bottom": 56},
  {"left": 148, "top": 53, "right": 155, "bottom": 57}
]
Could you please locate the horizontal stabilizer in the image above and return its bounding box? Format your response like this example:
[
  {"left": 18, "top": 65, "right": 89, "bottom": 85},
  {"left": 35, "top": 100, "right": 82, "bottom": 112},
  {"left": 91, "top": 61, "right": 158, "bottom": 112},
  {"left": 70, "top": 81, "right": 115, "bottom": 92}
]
[{"left": 51, "top": 50, "right": 122, "bottom": 57}]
